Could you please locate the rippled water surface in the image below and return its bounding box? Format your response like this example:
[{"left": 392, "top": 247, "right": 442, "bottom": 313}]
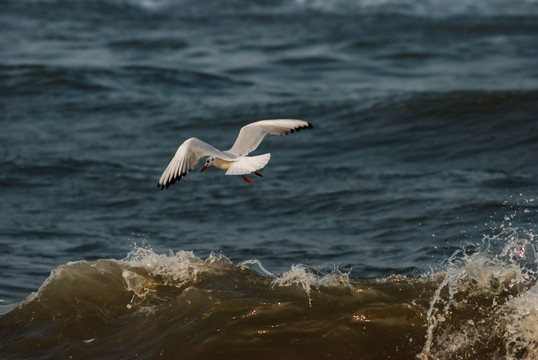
[{"left": 1, "top": 0, "right": 537, "bottom": 359}]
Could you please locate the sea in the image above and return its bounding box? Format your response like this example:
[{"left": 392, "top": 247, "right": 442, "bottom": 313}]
[{"left": 1, "top": 0, "right": 538, "bottom": 359}]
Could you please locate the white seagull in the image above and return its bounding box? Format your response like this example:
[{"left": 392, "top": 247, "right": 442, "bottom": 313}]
[{"left": 158, "top": 119, "right": 312, "bottom": 189}]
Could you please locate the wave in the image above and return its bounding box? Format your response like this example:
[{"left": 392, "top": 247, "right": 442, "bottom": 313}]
[
  {"left": 96, "top": 0, "right": 538, "bottom": 17},
  {"left": 0, "top": 64, "right": 251, "bottom": 98},
  {"left": 6, "top": 0, "right": 538, "bottom": 17},
  {"left": 1, "top": 227, "right": 536, "bottom": 359}
]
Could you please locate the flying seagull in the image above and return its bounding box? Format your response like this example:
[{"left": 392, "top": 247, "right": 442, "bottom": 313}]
[{"left": 158, "top": 119, "right": 312, "bottom": 189}]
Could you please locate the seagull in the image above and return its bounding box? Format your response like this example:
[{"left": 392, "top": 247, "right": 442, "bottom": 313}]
[{"left": 158, "top": 119, "right": 312, "bottom": 189}]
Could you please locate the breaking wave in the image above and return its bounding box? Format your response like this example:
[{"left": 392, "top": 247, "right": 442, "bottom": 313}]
[{"left": 1, "top": 227, "right": 536, "bottom": 359}]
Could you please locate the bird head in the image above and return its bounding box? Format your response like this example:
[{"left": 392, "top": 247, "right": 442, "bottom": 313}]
[{"left": 200, "top": 156, "right": 215, "bottom": 172}]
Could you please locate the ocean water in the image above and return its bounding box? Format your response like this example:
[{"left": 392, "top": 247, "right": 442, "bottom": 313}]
[{"left": 1, "top": 0, "right": 538, "bottom": 359}]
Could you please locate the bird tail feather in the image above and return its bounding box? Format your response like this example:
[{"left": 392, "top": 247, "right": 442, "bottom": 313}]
[{"left": 225, "top": 153, "right": 271, "bottom": 175}]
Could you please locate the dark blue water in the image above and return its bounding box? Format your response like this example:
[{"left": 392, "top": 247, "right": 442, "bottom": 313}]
[{"left": 1, "top": 0, "right": 538, "bottom": 358}]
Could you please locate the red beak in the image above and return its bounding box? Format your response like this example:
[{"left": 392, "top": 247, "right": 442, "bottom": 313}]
[{"left": 200, "top": 165, "right": 208, "bottom": 172}]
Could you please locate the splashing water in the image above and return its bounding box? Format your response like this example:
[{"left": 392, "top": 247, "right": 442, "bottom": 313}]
[{"left": 419, "top": 227, "right": 538, "bottom": 359}]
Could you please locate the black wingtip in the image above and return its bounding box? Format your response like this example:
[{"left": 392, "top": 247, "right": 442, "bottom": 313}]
[
  {"left": 290, "top": 122, "right": 314, "bottom": 134},
  {"left": 158, "top": 182, "right": 172, "bottom": 190},
  {"left": 157, "top": 171, "right": 190, "bottom": 190}
]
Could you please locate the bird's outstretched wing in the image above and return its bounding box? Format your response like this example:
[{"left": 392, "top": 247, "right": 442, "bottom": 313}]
[
  {"left": 227, "top": 119, "right": 312, "bottom": 156},
  {"left": 158, "top": 137, "right": 234, "bottom": 189}
]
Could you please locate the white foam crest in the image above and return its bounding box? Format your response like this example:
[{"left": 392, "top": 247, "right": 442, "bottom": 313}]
[
  {"left": 125, "top": 247, "right": 203, "bottom": 284},
  {"left": 273, "top": 265, "right": 352, "bottom": 305},
  {"left": 239, "top": 259, "right": 274, "bottom": 277},
  {"left": 122, "top": 246, "right": 232, "bottom": 301}
]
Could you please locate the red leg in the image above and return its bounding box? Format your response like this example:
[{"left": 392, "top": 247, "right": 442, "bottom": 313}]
[
  {"left": 254, "top": 171, "right": 263, "bottom": 177},
  {"left": 242, "top": 175, "right": 253, "bottom": 184}
]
